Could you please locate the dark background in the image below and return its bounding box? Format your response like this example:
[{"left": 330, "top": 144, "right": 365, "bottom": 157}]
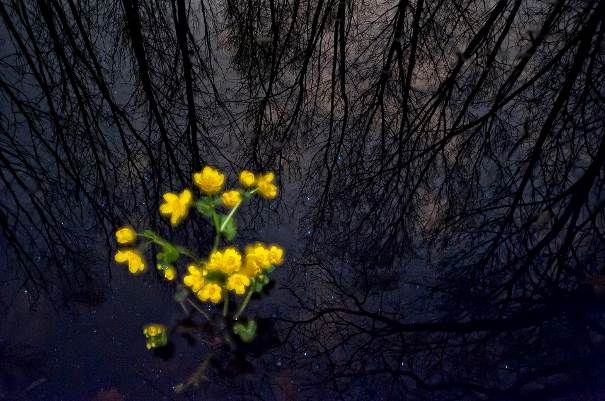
[{"left": 1, "top": 0, "right": 605, "bottom": 400}]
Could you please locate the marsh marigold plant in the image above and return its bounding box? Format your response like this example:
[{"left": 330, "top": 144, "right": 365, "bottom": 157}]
[{"left": 112, "top": 166, "right": 284, "bottom": 351}]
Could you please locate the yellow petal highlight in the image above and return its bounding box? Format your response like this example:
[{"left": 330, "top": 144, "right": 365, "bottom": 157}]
[
  {"left": 226, "top": 273, "right": 251, "bottom": 295},
  {"left": 239, "top": 170, "right": 256, "bottom": 187},
  {"left": 197, "top": 283, "right": 222, "bottom": 304},
  {"left": 115, "top": 226, "right": 137, "bottom": 244},
  {"left": 256, "top": 172, "right": 278, "bottom": 199},
  {"left": 159, "top": 188, "right": 193, "bottom": 226},
  {"left": 114, "top": 249, "right": 146, "bottom": 274},
  {"left": 221, "top": 190, "right": 242, "bottom": 208},
  {"left": 183, "top": 264, "right": 205, "bottom": 292},
  {"left": 268, "top": 245, "right": 285, "bottom": 265},
  {"left": 193, "top": 166, "right": 225, "bottom": 194},
  {"left": 164, "top": 266, "right": 176, "bottom": 281}
]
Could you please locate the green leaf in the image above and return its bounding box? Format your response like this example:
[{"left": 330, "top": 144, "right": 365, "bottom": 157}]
[
  {"left": 252, "top": 280, "right": 264, "bottom": 293},
  {"left": 249, "top": 274, "right": 266, "bottom": 292},
  {"left": 257, "top": 274, "right": 270, "bottom": 285},
  {"left": 195, "top": 197, "right": 215, "bottom": 218},
  {"left": 158, "top": 243, "right": 180, "bottom": 264},
  {"left": 233, "top": 320, "right": 257, "bottom": 343},
  {"left": 219, "top": 214, "right": 237, "bottom": 241}
]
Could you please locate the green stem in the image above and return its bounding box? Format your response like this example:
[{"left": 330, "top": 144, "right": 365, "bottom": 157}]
[
  {"left": 139, "top": 231, "right": 198, "bottom": 260},
  {"left": 222, "top": 292, "right": 229, "bottom": 317},
  {"left": 179, "top": 301, "right": 189, "bottom": 315},
  {"left": 138, "top": 230, "right": 162, "bottom": 241},
  {"left": 186, "top": 298, "right": 211, "bottom": 321},
  {"left": 177, "top": 247, "right": 198, "bottom": 260},
  {"left": 212, "top": 218, "right": 220, "bottom": 251},
  {"left": 139, "top": 240, "right": 153, "bottom": 249},
  {"left": 219, "top": 200, "right": 242, "bottom": 232},
  {"left": 233, "top": 286, "right": 254, "bottom": 320},
  {"left": 218, "top": 188, "right": 257, "bottom": 234}
]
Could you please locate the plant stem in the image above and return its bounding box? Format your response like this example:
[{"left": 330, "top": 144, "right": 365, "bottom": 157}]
[
  {"left": 222, "top": 292, "right": 229, "bottom": 317},
  {"left": 216, "top": 188, "right": 257, "bottom": 240},
  {"left": 138, "top": 232, "right": 163, "bottom": 244},
  {"left": 186, "top": 298, "right": 210, "bottom": 321},
  {"left": 212, "top": 211, "right": 221, "bottom": 251},
  {"left": 233, "top": 286, "right": 254, "bottom": 320},
  {"left": 219, "top": 200, "right": 242, "bottom": 232},
  {"left": 139, "top": 231, "right": 198, "bottom": 260},
  {"left": 177, "top": 247, "right": 198, "bottom": 260},
  {"left": 179, "top": 301, "right": 188, "bottom": 315},
  {"left": 212, "top": 231, "right": 220, "bottom": 251}
]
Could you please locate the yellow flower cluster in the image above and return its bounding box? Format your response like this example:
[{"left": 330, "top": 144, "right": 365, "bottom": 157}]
[
  {"left": 237, "top": 170, "right": 278, "bottom": 199},
  {"left": 143, "top": 323, "right": 165, "bottom": 337},
  {"left": 241, "top": 243, "right": 284, "bottom": 277},
  {"left": 181, "top": 244, "right": 284, "bottom": 303},
  {"left": 143, "top": 323, "right": 167, "bottom": 349},
  {"left": 256, "top": 172, "right": 278, "bottom": 199},
  {"left": 114, "top": 249, "right": 146, "bottom": 274},
  {"left": 207, "top": 247, "right": 242, "bottom": 273},
  {"left": 159, "top": 188, "right": 193, "bottom": 226},
  {"left": 159, "top": 167, "right": 278, "bottom": 228},
  {"left": 182, "top": 264, "right": 222, "bottom": 303},
  {"left": 113, "top": 166, "right": 285, "bottom": 336},
  {"left": 114, "top": 226, "right": 146, "bottom": 274}
]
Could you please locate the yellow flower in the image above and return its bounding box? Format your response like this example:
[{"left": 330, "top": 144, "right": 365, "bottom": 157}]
[
  {"left": 115, "top": 249, "right": 146, "bottom": 274},
  {"left": 197, "top": 283, "right": 222, "bottom": 303},
  {"left": 206, "top": 248, "right": 242, "bottom": 273},
  {"left": 268, "top": 245, "right": 285, "bottom": 265},
  {"left": 164, "top": 266, "right": 176, "bottom": 281},
  {"left": 251, "top": 243, "right": 272, "bottom": 269},
  {"left": 159, "top": 189, "right": 193, "bottom": 225},
  {"left": 194, "top": 166, "right": 225, "bottom": 194},
  {"left": 183, "top": 264, "right": 206, "bottom": 292},
  {"left": 206, "top": 250, "right": 223, "bottom": 271},
  {"left": 226, "top": 274, "right": 251, "bottom": 295},
  {"left": 220, "top": 247, "right": 242, "bottom": 273},
  {"left": 143, "top": 323, "right": 166, "bottom": 337},
  {"left": 115, "top": 226, "right": 137, "bottom": 244},
  {"left": 256, "top": 172, "right": 278, "bottom": 199},
  {"left": 221, "top": 190, "right": 241, "bottom": 208},
  {"left": 239, "top": 170, "right": 256, "bottom": 187},
  {"left": 241, "top": 243, "right": 271, "bottom": 277},
  {"left": 240, "top": 258, "right": 260, "bottom": 277}
]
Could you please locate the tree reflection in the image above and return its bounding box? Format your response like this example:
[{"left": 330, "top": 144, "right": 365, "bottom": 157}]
[{"left": 1, "top": 0, "right": 604, "bottom": 399}]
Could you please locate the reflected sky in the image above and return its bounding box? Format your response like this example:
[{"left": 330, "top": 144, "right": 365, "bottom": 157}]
[{"left": 1, "top": 0, "right": 605, "bottom": 400}]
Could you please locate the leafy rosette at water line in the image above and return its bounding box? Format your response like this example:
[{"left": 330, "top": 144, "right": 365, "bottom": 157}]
[{"left": 111, "top": 166, "right": 285, "bottom": 351}]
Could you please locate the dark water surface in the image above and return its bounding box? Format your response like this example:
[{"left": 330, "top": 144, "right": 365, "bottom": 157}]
[{"left": 1, "top": 0, "right": 605, "bottom": 400}]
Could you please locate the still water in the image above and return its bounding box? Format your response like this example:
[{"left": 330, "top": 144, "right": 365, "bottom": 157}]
[{"left": 1, "top": 0, "right": 605, "bottom": 400}]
